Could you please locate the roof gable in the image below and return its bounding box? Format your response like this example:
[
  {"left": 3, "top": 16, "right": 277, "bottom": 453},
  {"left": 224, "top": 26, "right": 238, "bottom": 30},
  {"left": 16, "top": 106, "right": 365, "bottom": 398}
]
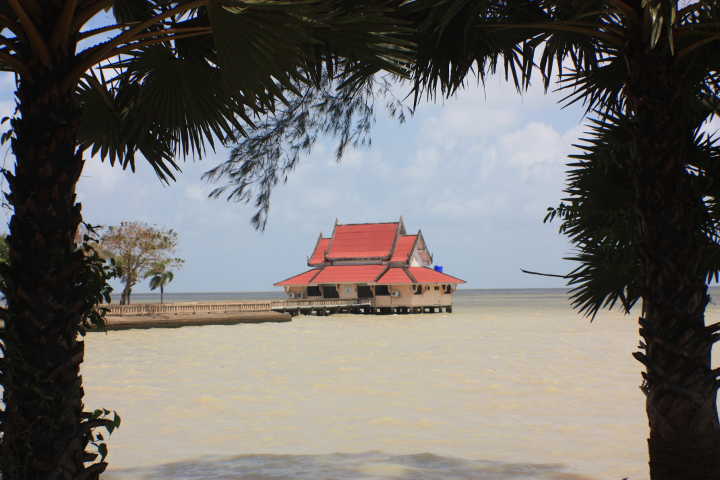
[
  {"left": 390, "top": 235, "right": 417, "bottom": 263},
  {"left": 377, "top": 267, "right": 412, "bottom": 284},
  {"left": 325, "top": 222, "right": 399, "bottom": 260},
  {"left": 308, "top": 237, "right": 330, "bottom": 266}
]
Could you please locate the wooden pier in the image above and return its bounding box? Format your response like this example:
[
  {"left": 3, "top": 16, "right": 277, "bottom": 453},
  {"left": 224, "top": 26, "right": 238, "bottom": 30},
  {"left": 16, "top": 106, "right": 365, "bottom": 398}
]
[
  {"left": 0, "top": 300, "right": 453, "bottom": 332},
  {"left": 104, "top": 299, "right": 453, "bottom": 320}
]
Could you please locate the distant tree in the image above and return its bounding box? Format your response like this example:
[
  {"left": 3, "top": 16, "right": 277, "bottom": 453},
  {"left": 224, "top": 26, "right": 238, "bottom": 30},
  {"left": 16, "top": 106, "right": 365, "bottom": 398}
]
[
  {"left": 148, "top": 264, "right": 176, "bottom": 304},
  {"left": 99, "top": 222, "right": 183, "bottom": 305}
]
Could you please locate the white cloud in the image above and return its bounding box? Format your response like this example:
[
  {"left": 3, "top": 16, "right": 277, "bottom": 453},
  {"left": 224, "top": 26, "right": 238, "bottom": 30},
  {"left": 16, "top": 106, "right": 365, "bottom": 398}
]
[
  {"left": 184, "top": 184, "right": 207, "bottom": 201},
  {"left": 79, "top": 157, "right": 125, "bottom": 193}
]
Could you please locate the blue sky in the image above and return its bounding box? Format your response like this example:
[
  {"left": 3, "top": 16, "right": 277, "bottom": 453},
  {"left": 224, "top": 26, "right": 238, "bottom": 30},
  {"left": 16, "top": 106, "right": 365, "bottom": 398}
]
[{"left": 0, "top": 71, "right": 591, "bottom": 293}]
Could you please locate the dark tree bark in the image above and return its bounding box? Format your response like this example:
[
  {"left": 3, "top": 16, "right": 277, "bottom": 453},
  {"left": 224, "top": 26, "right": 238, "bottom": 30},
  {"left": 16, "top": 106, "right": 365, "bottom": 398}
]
[
  {"left": 626, "top": 31, "right": 720, "bottom": 480},
  {"left": 0, "top": 27, "right": 107, "bottom": 480},
  {"left": 120, "top": 283, "right": 133, "bottom": 305}
]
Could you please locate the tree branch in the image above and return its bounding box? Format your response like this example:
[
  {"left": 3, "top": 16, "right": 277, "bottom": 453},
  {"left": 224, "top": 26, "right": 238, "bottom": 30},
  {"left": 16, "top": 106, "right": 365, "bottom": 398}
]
[
  {"left": 65, "top": 0, "right": 207, "bottom": 89},
  {"left": 606, "top": 0, "right": 640, "bottom": 21},
  {"left": 94, "top": 0, "right": 206, "bottom": 60},
  {"left": 73, "top": 0, "right": 114, "bottom": 31},
  {"left": 521, "top": 269, "right": 569, "bottom": 278},
  {"left": 0, "top": 50, "right": 28, "bottom": 75},
  {"left": 91, "top": 27, "right": 213, "bottom": 63},
  {"left": 0, "top": 14, "right": 22, "bottom": 37},
  {"left": 7, "top": 0, "right": 51, "bottom": 66},
  {"left": 50, "top": 0, "right": 79, "bottom": 52},
  {"left": 677, "top": 34, "right": 720, "bottom": 58},
  {"left": 79, "top": 23, "right": 133, "bottom": 41},
  {"left": 678, "top": 1, "right": 706, "bottom": 21},
  {"left": 19, "top": 0, "right": 42, "bottom": 20},
  {"left": 0, "top": 35, "right": 16, "bottom": 51},
  {"left": 121, "top": 25, "right": 211, "bottom": 46},
  {"left": 483, "top": 22, "right": 623, "bottom": 46}
]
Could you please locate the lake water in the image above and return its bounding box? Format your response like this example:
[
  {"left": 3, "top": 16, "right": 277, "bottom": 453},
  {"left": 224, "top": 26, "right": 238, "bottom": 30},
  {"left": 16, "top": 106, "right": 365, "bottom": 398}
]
[{"left": 83, "top": 289, "right": 720, "bottom": 480}]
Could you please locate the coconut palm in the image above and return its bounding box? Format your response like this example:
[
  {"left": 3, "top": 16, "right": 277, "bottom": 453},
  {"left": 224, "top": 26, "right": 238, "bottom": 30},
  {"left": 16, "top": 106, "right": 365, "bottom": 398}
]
[
  {"left": 0, "top": 2, "right": 410, "bottom": 478},
  {"left": 406, "top": 1, "right": 720, "bottom": 478},
  {"left": 149, "top": 269, "right": 175, "bottom": 304}
]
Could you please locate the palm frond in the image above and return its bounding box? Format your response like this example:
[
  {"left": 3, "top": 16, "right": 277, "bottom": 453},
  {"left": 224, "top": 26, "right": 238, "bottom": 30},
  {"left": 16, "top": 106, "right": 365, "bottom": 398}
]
[
  {"left": 117, "top": 44, "right": 248, "bottom": 158},
  {"left": 410, "top": 0, "right": 624, "bottom": 101},
  {"left": 555, "top": 49, "right": 625, "bottom": 113},
  {"left": 112, "top": 0, "right": 155, "bottom": 24},
  {"left": 77, "top": 72, "right": 180, "bottom": 181},
  {"left": 548, "top": 109, "right": 720, "bottom": 318},
  {"left": 72, "top": 0, "right": 413, "bottom": 184}
]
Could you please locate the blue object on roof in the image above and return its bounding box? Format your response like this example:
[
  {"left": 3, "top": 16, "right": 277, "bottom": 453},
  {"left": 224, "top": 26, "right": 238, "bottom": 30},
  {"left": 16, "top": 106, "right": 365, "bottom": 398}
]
[{"left": 434, "top": 265, "right": 443, "bottom": 273}]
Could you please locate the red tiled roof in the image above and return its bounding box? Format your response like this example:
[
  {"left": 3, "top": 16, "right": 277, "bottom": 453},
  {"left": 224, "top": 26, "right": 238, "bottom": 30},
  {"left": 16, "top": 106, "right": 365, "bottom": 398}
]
[
  {"left": 408, "top": 267, "right": 465, "bottom": 284},
  {"left": 390, "top": 235, "right": 417, "bottom": 263},
  {"left": 274, "top": 269, "right": 321, "bottom": 286},
  {"left": 326, "top": 223, "right": 399, "bottom": 259},
  {"left": 311, "top": 265, "right": 386, "bottom": 284},
  {"left": 377, "top": 267, "right": 412, "bottom": 284},
  {"left": 308, "top": 237, "right": 330, "bottom": 265}
]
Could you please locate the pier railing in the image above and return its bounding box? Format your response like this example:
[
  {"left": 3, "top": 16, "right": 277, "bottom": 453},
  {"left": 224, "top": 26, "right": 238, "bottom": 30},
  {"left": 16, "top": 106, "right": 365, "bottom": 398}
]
[
  {"left": 103, "top": 298, "right": 369, "bottom": 316},
  {"left": 104, "top": 302, "right": 273, "bottom": 315},
  {"left": 272, "top": 298, "right": 368, "bottom": 309}
]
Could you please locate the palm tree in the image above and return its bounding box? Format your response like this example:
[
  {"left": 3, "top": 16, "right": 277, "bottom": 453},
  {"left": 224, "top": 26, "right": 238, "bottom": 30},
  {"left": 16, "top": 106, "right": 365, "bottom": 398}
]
[
  {"left": 406, "top": 1, "right": 720, "bottom": 478},
  {"left": 0, "top": 2, "right": 410, "bottom": 478},
  {"left": 210, "top": 1, "right": 720, "bottom": 478},
  {"left": 149, "top": 270, "right": 175, "bottom": 304}
]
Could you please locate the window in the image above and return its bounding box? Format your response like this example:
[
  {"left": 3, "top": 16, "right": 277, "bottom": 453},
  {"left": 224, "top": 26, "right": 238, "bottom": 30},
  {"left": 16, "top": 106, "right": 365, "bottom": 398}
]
[
  {"left": 358, "top": 285, "right": 374, "bottom": 298},
  {"left": 413, "top": 285, "right": 423, "bottom": 295},
  {"left": 375, "top": 285, "right": 390, "bottom": 296},
  {"left": 307, "top": 286, "right": 321, "bottom": 297},
  {"left": 444, "top": 284, "right": 452, "bottom": 294},
  {"left": 322, "top": 285, "right": 339, "bottom": 298},
  {"left": 434, "top": 286, "right": 440, "bottom": 291}
]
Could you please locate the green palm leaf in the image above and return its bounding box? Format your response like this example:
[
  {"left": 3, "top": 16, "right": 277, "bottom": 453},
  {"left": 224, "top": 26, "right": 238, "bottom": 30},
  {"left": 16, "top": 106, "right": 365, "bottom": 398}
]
[
  {"left": 547, "top": 111, "right": 720, "bottom": 318},
  {"left": 72, "top": 0, "right": 413, "bottom": 183}
]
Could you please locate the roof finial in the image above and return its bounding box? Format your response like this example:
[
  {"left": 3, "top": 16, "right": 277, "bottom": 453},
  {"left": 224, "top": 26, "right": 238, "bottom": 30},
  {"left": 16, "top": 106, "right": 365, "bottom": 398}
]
[{"left": 335, "top": 217, "right": 339, "bottom": 226}]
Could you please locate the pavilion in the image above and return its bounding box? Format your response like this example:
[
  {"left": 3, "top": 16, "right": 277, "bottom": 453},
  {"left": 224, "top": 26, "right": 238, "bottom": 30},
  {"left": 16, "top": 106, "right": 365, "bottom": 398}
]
[{"left": 274, "top": 218, "right": 464, "bottom": 314}]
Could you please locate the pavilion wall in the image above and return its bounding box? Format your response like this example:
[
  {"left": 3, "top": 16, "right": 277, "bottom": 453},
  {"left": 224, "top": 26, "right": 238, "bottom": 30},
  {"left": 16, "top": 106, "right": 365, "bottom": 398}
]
[
  {"left": 338, "top": 284, "right": 357, "bottom": 300},
  {"left": 285, "top": 283, "right": 455, "bottom": 308}
]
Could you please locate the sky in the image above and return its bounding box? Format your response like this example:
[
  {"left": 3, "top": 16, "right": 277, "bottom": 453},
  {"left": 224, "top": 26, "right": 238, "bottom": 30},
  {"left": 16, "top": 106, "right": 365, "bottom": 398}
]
[{"left": 0, "top": 70, "right": 590, "bottom": 293}]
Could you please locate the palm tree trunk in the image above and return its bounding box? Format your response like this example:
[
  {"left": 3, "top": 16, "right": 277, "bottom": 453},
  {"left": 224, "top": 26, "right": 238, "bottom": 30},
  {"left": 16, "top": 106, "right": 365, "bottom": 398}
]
[
  {"left": 160, "top": 284, "right": 164, "bottom": 304},
  {"left": 626, "top": 44, "right": 720, "bottom": 480},
  {"left": 1, "top": 66, "right": 106, "bottom": 478}
]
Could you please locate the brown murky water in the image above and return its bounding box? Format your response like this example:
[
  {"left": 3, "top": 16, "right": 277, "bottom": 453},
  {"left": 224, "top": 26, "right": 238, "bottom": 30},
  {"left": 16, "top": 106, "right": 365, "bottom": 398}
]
[{"left": 83, "top": 289, "right": 719, "bottom": 480}]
